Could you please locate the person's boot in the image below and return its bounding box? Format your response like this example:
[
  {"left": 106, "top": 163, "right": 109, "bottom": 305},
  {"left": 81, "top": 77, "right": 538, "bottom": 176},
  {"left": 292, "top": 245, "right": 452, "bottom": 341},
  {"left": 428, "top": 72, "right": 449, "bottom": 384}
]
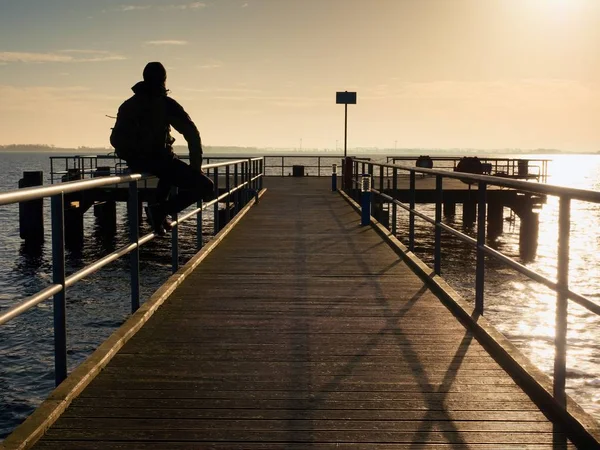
[
  {"left": 145, "top": 207, "right": 173, "bottom": 232},
  {"left": 163, "top": 215, "right": 173, "bottom": 232},
  {"left": 202, "top": 189, "right": 216, "bottom": 202},
  {"left": 145, "top": 204, "right": 167, "bottom": 236}
]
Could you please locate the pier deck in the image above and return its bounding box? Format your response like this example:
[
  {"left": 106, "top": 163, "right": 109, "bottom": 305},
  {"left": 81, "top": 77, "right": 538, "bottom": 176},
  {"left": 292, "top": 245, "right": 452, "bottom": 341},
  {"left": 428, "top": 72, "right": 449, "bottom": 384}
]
[{"left": 30, "top": 178, "right": 572, "bottom": 448}]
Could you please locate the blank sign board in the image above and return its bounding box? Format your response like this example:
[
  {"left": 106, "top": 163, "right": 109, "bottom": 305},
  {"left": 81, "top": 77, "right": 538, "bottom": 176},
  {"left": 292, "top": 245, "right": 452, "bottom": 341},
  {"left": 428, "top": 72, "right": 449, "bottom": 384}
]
[{"left": 336, "top": 91, "right": 357, "bottom": 104}]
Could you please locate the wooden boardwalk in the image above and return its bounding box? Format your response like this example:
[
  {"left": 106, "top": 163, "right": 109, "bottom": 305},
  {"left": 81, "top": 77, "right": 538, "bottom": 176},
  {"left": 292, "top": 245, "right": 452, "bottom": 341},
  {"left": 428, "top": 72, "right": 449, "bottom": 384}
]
[{"left": 32, "top": 178, "right": 574, "bottom": 449}]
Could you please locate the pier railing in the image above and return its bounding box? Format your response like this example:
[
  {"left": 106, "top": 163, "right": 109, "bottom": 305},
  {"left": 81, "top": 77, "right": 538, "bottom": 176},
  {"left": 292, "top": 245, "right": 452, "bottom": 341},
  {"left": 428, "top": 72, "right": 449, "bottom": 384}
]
[
  {"left": 346, "top": 158, "right": 600, "bottom": 407},
  {"left": 50, "top": 154, "right": 347, "bottom": 181},
  {"left": 386, "top": 156, "right": 549, "bottom": 181},
  {"left": 0, "top": 158, "right": 263, "bottom": 386}
]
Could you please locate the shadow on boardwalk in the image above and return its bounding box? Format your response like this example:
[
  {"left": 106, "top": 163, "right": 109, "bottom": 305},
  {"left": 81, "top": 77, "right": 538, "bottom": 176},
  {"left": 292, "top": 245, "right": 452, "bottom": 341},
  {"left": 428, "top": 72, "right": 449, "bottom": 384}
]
[{"left": 27, "top": 177, "right": 574, "bottom": 449}]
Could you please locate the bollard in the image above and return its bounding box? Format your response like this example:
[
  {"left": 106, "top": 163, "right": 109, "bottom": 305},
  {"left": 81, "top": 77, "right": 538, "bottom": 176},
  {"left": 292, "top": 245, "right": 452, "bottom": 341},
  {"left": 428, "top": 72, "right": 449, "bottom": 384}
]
[
  {"left": 360, "top": 174, "right": 371, "bottom": 226},
  {"left": 331, "top": 164, "right": 337, "bottom": 191},
  {"left": 343, "top": 156, "right": 353, "bottom": 191}
]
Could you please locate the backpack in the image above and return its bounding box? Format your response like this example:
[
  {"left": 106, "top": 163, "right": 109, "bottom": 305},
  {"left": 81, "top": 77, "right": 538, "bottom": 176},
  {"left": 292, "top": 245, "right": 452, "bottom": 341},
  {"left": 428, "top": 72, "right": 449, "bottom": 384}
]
[{"left": 110, "top": 109, "right": 156, "bottom": 161}]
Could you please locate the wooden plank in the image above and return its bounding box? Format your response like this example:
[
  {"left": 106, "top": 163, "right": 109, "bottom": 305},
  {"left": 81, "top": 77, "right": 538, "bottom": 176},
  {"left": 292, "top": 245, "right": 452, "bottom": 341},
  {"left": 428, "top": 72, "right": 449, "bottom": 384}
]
[
  {"left": 38, "top": 428, "right": 573, "bottom": 444},
  {"left": 33, "top": 442, "right": 577, "bottom": 450},
  {"left": 51, "top": 418, "right": 558, "bottom": 432},
  {"left": 59, "top": 407, "right": 549, "bottom": 422}
]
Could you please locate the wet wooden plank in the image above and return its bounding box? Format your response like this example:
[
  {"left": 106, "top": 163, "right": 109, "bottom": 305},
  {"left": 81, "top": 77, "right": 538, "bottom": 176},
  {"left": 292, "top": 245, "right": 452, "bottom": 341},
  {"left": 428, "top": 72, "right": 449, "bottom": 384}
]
[
  {"left": 33, "top": 442, "right": 577, "bottom": 450},
  {"left": 33, "top": 178, "right": 573, "bottom": 448},
  {"left": 39, "top": 428, "right": 573, "bottom": 444}
]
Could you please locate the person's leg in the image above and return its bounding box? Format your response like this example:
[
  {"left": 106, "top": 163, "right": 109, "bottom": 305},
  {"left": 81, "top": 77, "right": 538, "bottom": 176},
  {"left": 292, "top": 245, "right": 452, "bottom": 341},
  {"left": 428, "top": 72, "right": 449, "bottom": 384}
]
[
  {"left": 158, "top": 158, "right": 215, "bottom": 215},
  {"left": 127, "top": 158, "right": 174, "bottom": 235}
]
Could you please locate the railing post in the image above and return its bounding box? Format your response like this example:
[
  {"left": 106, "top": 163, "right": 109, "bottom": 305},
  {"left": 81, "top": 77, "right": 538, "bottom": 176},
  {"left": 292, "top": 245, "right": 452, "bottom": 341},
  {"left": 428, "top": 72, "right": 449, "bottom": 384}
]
[
  {"left": 331, "top": 164, "right": 337, "bottom": 191},
  {"left": 434, "top": 175, "right": 442, "bottom": 275},
  {"left": 392, "top": 168, "right": 398, "bottom": 236},
  {"left": 234, "top": 163, "right": 239, "bottom": 215},
  {"left": 475, "top": 182, "right": 487, "bottom": 314},
  {"left": 127, "top": 181, "right": 140, "bottom": 312},
  {"left": 51, "top": 193, "right": 67, "bottom": 386},
  {"left": 171, "top": 187, "right": 179, "bottom": 274},
  {"left": 343, "top": 157, "right": 353, "bottom": 192},
  {"left": 554, "top": 195, "right": 570, "bottom": 406},
  {"left": 252, "top": 159, "right": 259, "bottom": 204},
  {"left": 213, "top": 166, "right": 219, "bottom": 234},
  {"left": 409, "top": 171, "right": 416, "bottom": 252},
  {"left": 259, "top": 158, "right": 264, "bottom": 190},
  {"left": 353, "top": 160, "right": 359, "bottom": 199},
  {"left": 361, "top": 174, "right": 371, "bottom": 226},
  {"left": 225, "top": 165, "right": 231, "bottom": 224},
  {"left": 243, "top": 161, "right": 248, "bottom": 205},
  {"left": 196, "top": 199, "right": 203, "bottom": 251}
]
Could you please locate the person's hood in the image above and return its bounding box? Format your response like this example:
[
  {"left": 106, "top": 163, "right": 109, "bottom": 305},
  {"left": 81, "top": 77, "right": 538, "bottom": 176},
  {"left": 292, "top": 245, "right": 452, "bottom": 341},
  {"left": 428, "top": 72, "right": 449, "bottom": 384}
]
[{"left": 131, "top": 80, "right": 167, "bottom": 97}]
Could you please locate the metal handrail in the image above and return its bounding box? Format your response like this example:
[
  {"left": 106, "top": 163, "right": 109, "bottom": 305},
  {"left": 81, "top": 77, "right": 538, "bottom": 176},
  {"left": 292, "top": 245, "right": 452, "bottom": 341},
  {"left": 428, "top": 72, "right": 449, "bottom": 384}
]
[
  {"left": 0, "top": 157, "right": 264, "bottom": 386},
  {"left": 348, "top": 157, "right": 600, "bottom": 408},
  {"left": 363, "top": 160, "right": 600, "bottom": 202}
]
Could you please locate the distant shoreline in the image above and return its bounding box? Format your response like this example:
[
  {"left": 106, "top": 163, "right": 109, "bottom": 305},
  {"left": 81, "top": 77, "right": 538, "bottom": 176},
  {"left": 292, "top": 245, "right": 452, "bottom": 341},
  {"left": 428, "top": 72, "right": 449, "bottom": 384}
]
[{"left": 0, "top": 145, "right": 598, "bottom": 156}]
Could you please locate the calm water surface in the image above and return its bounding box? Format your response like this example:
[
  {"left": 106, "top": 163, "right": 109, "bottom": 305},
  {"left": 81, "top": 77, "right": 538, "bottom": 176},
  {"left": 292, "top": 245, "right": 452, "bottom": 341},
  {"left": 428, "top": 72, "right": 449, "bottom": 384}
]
[{"left": 0, "top": 151, "right": 599, "bottom": 439}]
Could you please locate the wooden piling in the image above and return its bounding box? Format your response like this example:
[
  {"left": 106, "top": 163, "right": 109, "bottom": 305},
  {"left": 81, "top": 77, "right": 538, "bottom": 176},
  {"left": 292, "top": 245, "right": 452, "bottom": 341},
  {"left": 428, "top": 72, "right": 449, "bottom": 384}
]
[
  {"left": 18, "top": 171, "right": 44, "bottom": 243},
  {"left": 443, "top": 200, "right": 456, "bottom": 217},
  {"left": 463, "top": 198, "right": 477, "bottom": 226},
  {"left": 93, "top": 167, "right": 117, "bottom": 233},
  {"left": 487, "top": 201, "right": 504, "bottom": 238}
]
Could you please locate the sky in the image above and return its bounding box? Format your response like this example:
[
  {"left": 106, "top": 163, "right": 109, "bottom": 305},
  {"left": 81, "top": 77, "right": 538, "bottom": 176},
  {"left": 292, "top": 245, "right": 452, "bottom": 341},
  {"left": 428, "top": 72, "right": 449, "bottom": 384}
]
[{"left": 0, "top": 0, "right": 599, "bottom": 151}]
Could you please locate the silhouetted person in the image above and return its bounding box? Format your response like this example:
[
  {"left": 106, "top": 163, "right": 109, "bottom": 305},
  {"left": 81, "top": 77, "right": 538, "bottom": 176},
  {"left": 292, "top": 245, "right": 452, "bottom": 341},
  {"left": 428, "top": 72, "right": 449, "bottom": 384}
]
[{"left": 110, "top": 61, "right": 214, "bottom": 235}]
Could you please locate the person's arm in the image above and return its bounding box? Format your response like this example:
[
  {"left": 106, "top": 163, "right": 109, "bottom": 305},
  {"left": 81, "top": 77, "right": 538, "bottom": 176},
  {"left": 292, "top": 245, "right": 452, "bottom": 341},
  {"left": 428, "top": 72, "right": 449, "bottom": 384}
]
[{"left": 167, "top": 98, "right": 203, "bottom": 171}]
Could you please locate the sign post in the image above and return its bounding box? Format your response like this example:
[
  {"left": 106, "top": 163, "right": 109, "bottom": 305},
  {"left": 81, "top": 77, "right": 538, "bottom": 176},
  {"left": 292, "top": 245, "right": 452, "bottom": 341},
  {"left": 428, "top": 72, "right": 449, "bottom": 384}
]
[
  {"left": 336, "top": 91, "right": 357, "bottom": 158},
  {"left": 336, "top": 91, "right": 357, "bottom": 190}
]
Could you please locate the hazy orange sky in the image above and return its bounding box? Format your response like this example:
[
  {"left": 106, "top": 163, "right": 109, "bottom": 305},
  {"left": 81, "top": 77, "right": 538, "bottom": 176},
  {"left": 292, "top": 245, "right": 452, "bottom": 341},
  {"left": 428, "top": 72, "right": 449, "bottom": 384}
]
[{"left": 1, "top": 0, "right": 599, "bottom": 151}]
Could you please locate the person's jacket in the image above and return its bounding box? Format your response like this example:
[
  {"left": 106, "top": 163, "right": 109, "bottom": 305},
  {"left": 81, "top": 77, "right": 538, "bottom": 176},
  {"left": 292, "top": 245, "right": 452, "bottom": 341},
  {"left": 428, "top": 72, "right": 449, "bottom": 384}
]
[{"left": 110, "top": 81, "right": 202, "bottom": 171}]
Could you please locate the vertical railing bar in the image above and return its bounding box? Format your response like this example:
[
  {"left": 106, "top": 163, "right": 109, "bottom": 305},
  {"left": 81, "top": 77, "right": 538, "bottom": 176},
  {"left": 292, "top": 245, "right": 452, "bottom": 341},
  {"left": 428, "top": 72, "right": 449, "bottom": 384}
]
[
  {"left": 51, "top": 193, "right": 67, "bottom": 386},
  {"left": 409, "top": 170, "right": 416, "bottom": 252},
  {"left": 196, "top": 198, "right": 203, "bottom": 251},
  {"left": 260, "top": 158, "right": 264, "bottom": 190},
  {"left": 378, "top": 165, "right": 384, "bottom": 227},
  {"left": 171, "top": 186, "right": 179, "bottom": 274},
  {"left": 258, "top": 156, "right": 265, "bottom": 191},
  {"left": 475, "top": 182, "right": 487, "bottom": 314},
  {"left": 434, "top": 174, "right": 442, "bottom": 275},
  {"left": 127, "top": 181, "right": 140, "bottom": 313},
  {"left": 234, "top": 163, "right": 239, "bottom": 215},
  {"left": 213, "top": 166, "right": 219, "bottom": 234},
  {"left": 554, "top": 195, "right": 570, "bottom": 406},
  {"left": 392, "top": 168, "right": 397, "bottom": 236},
  {"left": 243, "top": 161, "right": 248, "bottom": 205},
  {"left": 225, "top": 165, "right": 231, "bottom": 224}
]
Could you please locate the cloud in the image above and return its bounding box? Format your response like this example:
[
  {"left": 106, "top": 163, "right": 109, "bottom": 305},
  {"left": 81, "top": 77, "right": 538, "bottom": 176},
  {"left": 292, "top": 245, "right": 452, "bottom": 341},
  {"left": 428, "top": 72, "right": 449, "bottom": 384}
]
[
  {"left": 196, "top": 60, "right": 223, "bottom": 69},
  {"left": 145, "top": 40, "right": 189, "bottom": 46},
  {"left": 241, "top": 2, "right": 248, "bottom": 7},
  {"left": 0, "top": 52, "right": 72, "bottom": 63},
  {"left": 0, "top": 85, "right": 122, "bottom": 113},
  {"left": 182, "top": 87, "right": 262, "bottom": 94},
  {"left": 0, "top": 50, "right": 125, "bottom": 63},
  {"left": 117, "top": 5, "right": 151, "bottom": 11},
  {"left": 167, "top": 2, "right": 206, "bottom": 9},
  {"left": 112, "top": 3, "right": 206, "bottom": 12}
]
